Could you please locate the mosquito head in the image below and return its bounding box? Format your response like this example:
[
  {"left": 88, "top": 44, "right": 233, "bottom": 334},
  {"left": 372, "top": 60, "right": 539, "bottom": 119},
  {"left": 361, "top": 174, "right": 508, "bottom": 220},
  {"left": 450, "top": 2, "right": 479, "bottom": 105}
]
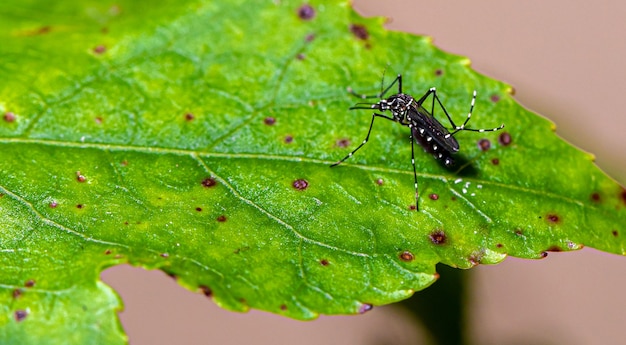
[{"left": 381, "top": 94, "right": 414, "bottom": 120}]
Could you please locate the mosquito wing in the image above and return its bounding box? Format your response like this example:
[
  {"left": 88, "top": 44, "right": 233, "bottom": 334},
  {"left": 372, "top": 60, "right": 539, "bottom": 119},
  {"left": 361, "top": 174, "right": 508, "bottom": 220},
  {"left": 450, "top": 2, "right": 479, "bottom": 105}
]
[{"left": 408, "top": 104, "right": 460, "bottom": 153}]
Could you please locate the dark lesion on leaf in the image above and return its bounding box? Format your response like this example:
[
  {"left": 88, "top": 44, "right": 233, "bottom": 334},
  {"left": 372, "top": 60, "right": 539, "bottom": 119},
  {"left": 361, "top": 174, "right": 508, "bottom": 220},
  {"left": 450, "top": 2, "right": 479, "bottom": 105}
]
[
  {"left": 349, "top": 24, "right": 369, "bottom": 40},
  {"left": 201, "top": 177, "right": 217, "bottom": 188},
  {"left": 14, "top": 310, "right": 28, "bottom": 322},
  {"left": 199, "top": 285, "right": 212, "bottom": 297},
  {"left": 297, "top": 4, "right": 316, "bottom": 20},
  {"left": 429, "top": 230, "right": 447, "bottom": 245},
  {"left": 399, "top": 250, "right": 414, "bottom": 262}
]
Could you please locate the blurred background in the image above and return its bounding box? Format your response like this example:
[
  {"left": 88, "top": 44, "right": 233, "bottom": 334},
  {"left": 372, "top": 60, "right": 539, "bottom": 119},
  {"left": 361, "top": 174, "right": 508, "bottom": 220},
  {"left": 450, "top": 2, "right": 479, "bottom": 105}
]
[{"left": 101, "top": 1, "right": 626, "bottom": 344}]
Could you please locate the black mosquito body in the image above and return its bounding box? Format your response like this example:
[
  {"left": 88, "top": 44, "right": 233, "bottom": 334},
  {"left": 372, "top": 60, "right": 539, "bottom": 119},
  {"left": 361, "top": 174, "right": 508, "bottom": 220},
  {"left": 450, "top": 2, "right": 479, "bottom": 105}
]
[{"left": 330, "top": 74, "right": 504, "bottom": 210}]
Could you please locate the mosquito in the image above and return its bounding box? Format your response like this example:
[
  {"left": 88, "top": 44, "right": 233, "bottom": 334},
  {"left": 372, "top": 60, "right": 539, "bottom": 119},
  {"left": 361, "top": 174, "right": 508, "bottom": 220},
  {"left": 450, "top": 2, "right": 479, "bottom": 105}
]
[{"left": 330, "top": 74, "right": 504, "bottom": 210}]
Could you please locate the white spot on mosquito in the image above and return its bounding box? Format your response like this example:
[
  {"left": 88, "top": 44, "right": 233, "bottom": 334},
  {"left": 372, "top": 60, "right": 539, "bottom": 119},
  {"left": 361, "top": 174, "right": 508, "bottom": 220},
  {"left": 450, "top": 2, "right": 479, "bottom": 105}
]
[
  {"left": 477, "top": 184, "right": 483, "bottom": 189},
  {"left": 454, "top": 178, "right": 463, "bottom": 184},
  {"left": 362, "top": 140, "right": 367, "bottom": 144},
  {"left": 471, "top": 193, "right": 476, "bottom": 196},
  {"left": 430, "top": 87, "right": 436, "bottom": 92},
  {"left": 426, "top": 136, "right": 432, "bottom": 142},
  {"left": 464, "top": 181, "right": 470, "bottom": 189},
  {"left": 418, "top": 128, "right": 425, "bottom": 135},
  {"left": 462, "top": 188, "right": 468, "bottom": 194},
  {"left": 433, "top": 144, "right": 438, "bottom": 151},
  {"left": 479, "top": 129, "right": 485, "bottom": 132}
]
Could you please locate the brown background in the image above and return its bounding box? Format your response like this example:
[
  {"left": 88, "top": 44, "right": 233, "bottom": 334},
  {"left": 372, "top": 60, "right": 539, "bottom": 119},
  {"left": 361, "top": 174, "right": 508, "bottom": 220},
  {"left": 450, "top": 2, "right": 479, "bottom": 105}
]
[{"left": 101, "top": 1, "right": 626, "bottom": 344}]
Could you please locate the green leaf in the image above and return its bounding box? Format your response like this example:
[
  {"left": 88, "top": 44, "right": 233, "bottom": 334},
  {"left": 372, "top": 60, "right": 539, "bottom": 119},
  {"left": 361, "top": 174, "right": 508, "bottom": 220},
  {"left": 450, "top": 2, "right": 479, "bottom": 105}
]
[{"left": 1, "top": 0, "right": 625, "bottom": 343}]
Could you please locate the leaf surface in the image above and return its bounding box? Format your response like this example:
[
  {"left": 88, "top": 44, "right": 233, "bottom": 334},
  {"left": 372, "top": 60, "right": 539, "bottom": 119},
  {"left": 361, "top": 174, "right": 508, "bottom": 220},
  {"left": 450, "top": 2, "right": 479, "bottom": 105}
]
[{"left": 1, "top": 0, "right": 625, "bottom": 343}]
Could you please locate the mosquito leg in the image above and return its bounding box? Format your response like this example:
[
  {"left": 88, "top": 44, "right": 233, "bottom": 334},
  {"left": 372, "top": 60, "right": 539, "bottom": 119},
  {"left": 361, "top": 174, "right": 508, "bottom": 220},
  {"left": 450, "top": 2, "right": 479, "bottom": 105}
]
[
  {"left": 410, "top": 131, "right": 419, "bottom": 211},
  {"left": 330, "top": 113, "right": 395, "bottom": 167}
]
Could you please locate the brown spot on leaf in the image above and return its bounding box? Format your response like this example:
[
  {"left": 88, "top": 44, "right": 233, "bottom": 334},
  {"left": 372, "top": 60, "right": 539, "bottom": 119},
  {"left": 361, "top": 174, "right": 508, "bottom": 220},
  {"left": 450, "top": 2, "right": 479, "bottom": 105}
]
[
  {"left": 336, "top": 138, "right": 350, "bottom": 148},
  {"left": 199, "top": 285, "right": 212, "bottom": 297},
  {"left": 375, "top": 178, "right": 384, "bottom": 185},
  {"left": 280, "top": 304, "right": 288, "bottom": 311},
  {"left": 93, "top": 45, "right": 106, "bottom": 54},
  {"left": 284, "top": 135, "right": 293, "bottom": 143},
  {"left": 14, "top": 310, "right": 28, "bottom": 322},
  {"left": 216, "top": 215, "right": 227, "bottom": 222},
  {"left": 3, "top": 112, "right": 16, "bottom": 122},
  {"left": 468, "top": 252, "right": 484, "bottom": 266},
  {"left": 620, "top": 188, "right": 626, "bottom": 205},
  {"left": 515, "top": 228, "right": 524, "bottom": 236},
  {"left": 305, "top": 33, "right": 315, "bottom": 42},
  {"left": 201, "top": 177, "right": 217, "bottom": 188},
  {"left": 160, "top": 253, "right": 169, "bottom": 258},
  {"left": 264, "top": 116, "right": 276, "bottom": 125},
  {"left": 590, "top": 192, "right": 601, "bottom": 202},
  {"left": 297, "top": 4, "right": 315, "bottom": 20},
  {"left": 429, "top": 230, "right": 447, "bottom": 245},
  {"left": 540, "top": 252, "right": 548, "bottom": 258},
  {"left": 49, "top": 201, "right": 58, "bottom": 208},
  {"left": 320, "top": 259, "right": 329, "bottom": 266},
  {"left": 12, "top": 289, "right": 22, "bottom": 299},
  {"left": 429, "top": 193, "right": 439, "bottom": 200},
  {"left": 296, "top": 53, "right": 305, "bottom": 60},
  {"left": 104, "top": 249, "right": 112, "bottom": 255},
  {"left": 358, "top": 303, "right": 373, "bottom": 314},
  {"left": 76, "top": 171, "right": 86, "bottom": 182},
  {"left": 185, "top": 113, "right": 195, "bottom": 121},
  {"left": 195, "top": 207, "right": 202, "bottom": 212},
  {"left": 434, "top": 69, "right": 443, "bottom": 76},
  {"left": 491, "top": 158, "right": 500, "bottom": 165},
  {"left": 292, "top": 179, "right": 308, "bottom": 190},
  {"left": 477, "top": 139, "right": 491, "bottom": 151},
  {"left": 399, "top": 251, "right": 414, "bottom": 262},
  {"left": 76, "top": 204, "right": 84, "bottom": 209},
  {"left": 546, "top": 245, "right": 562, "bottom": 252},
  {"left": 25, "top": 280, "right": 35, "bottom": 288},
  {"left": 349, "top": 24, "right": 369, "bottom": 40},
  {"left": 498, "top": 132, "right": 512, "bottom": 146},
  {"left": 490, "top": 94, "right": 500, "bottom": 103},
  {"left": 408, "top": 204, "right": 417, "bottom": 211},
  {"left": 496, "top": 243, "right": 504, "bottom": 248},
  {"left": 612, "top": 230, "right": 619, "bottom": 237},
  {"left": 546, "top": 213, "right": 561, "bottom": 224}
]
